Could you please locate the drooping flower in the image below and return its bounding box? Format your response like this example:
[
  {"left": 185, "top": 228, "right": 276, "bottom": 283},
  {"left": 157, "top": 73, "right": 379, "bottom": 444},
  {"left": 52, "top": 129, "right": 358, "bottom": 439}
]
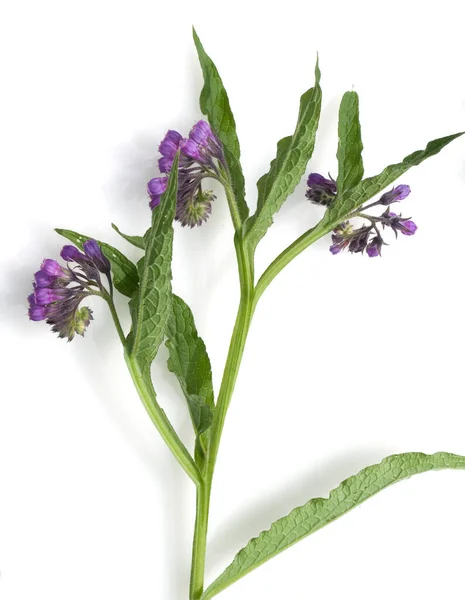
[
  {"left": 181, "top": 120, "right": 225, "bottom": 166},
  {"left": 366, "top": 235, "right": 384, "bottom": 257},
  {"left": 329, "top": 222, "right": 352, "bottom": 255},
  {"left": 158, "top": 130, "right": 184, "bottom": 174},
  {"left": 384, "top": 211, "right": 418, "bottom": 236},
  {"left": 348, "top": 226, "right": 371, "bottom": 254},
  {"left": 148, "top": 177, "right": 169, "bottom": 210},
  {"left": 321, "top": 179, "right": 416, "bottom": 257},
  {"left": 306, "top": 173, "right": 337, "bottom": 206},
  {"left": 28, "top": 241, "right": 112, "bottom": 340},
  {"left": 148, "top": 120, "right": 225, "bottom": 227},
  {"left": 378, "top": 185, "right": 411, "bottom": 205}
]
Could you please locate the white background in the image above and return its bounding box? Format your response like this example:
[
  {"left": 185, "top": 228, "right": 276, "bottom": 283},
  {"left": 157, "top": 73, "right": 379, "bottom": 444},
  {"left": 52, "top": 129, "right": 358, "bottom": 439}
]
[{"left": 1, "top": 1, "right": 465, "bottom": 598}]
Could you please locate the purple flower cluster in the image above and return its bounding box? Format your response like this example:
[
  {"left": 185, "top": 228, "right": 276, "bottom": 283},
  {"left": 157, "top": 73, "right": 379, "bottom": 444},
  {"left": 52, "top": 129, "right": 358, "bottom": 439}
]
[
  {"left": 28, "top": 240, "right": 112, "bottom": 340},
  {"left": 306, "top": 173, "right": 417, "bottom": 257},
  {"left": 306, "top": 173, "right": 337, "bottom": 206},
  {"left": 148, "top": 120, "right": 225, "bottom": 228}
]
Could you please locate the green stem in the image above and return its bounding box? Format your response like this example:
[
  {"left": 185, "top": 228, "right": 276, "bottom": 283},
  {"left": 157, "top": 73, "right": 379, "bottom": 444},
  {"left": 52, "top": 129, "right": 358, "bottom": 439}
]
[
  {"left": 189, "top": 479, "right": 211, "bottom": 600},
  {"left": 221, "top": 174, "right": 243, "bottom": 232},
  {"left": 106, "top": 295, "right": 126, "bottom": 345},
  {"left": 124, "top": 351, "right": 202, "bottom": 486},
  {"left": 189, "top": 235, "right": 255, "bottom": 599}
]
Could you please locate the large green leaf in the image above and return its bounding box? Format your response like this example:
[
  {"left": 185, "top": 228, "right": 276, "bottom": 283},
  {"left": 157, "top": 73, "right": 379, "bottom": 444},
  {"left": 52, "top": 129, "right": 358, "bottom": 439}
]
[
  {"left": 165, "top": 294, "right": 214, "bottom": 436},
  {"left": 127, "top": 155, "right": 178, "bottom": 376},
  {"left": 201, "top": 452, "right": 465, "bottom": 599},
  {"left": 321, "top": 132, "right": 464, "bottom": 229},
  {"left": 193, "top": 28, "right": 248, "bottom": 224},
  {"left": 245, "top": 59, "right": 322, "bottom": 249},
  {"left": 55, "top": 228, "right": 139, "bottom": 297},
  {"left": 336, "top": 91, "right": 364, "bottom": 194},
  {"left": 112, "top": 223, "right": 145, "bottom": 250}
]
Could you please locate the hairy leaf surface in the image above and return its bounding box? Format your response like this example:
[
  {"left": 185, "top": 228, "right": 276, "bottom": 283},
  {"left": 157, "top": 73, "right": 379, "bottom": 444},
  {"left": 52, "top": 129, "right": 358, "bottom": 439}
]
[
  {"left": 245, "top": 60, "right": 322, "bottom": 248},
  {"left": 193, "top": 28, "right": 248, "bottom": 223},
  {"left": 166, "top": 294, "right": 214, "bottom": 435},
  {"left": 202, "top": 452, "right": 465, "bottom": 599},
  {"left": 127, "top": 155, "right": 178, "bottom": 375},
  {"left": 336, "top": 91, "right": 364, "bottom": 194},
  {"left": 55, "top": 228, "right": 139, "bottom": 297}
]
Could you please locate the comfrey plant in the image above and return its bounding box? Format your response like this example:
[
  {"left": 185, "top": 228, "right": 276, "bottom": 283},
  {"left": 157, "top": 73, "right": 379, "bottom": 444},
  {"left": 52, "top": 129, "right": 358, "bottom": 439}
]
[{"left": 28, "top": 30, "right": 464, "bottom": 600}]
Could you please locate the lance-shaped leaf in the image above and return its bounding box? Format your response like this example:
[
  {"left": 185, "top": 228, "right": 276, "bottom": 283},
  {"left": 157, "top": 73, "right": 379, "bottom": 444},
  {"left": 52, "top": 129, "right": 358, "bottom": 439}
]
[
  {"left": 55, "top": 228, "right": 139, "bottom": 297},
  {"left": 321, "top": 132, "right": 464, "bottom": 229},
  {"left": 201, "top": 452, "right": 465, "bottom": 599},
  {"left": 245, "top": 59, "right": 322, "bottom": 249},
  {"left": 112, "top": 223, "right": 145, "bottom": 250},
  {"left": 336, "top": 91, "right": 364, "bottom": 194},
  {"left": 127, "top": 155, "right": 179, "bottom": 375},
  {"left": 165, "top": 294, "right": 214, "bottom": 436},
  {"left": 193, "top": 28, "right": 248, "bottom": 224}
]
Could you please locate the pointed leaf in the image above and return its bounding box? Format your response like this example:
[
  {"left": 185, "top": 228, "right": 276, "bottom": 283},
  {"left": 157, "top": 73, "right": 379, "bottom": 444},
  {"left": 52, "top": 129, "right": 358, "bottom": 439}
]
[
  {"left": 55, "top": 228, "right": 138, "bottom": 297},
  {"left": 165, "top": 294, "right": 214, "bottom": 436},
  {"left": 127, "top": 155, "right": 179, "bottom": 375},
  {"left": 336, "top": 91, "right": 364, "bottom": 194},
  {"left": 193, "top": 28, "right": 248, "bottom": 223},
  {"left": 112, "top": 223, "right": 145, "bottom": 249},
  {"left": 202, "top": 452, "right": 465, "bottom": 599},
  {"left": 245, "top": 60, "right": 322, "bottom": 249},
  {"left": 321, "top": 132, "right": 464, "bottom": 229}
]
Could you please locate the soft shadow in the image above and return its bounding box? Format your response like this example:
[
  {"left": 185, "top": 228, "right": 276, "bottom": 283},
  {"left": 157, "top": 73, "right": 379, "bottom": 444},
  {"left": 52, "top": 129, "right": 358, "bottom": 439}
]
[{"left": 206, "top": 446, "right": 393, "bottom": 576}]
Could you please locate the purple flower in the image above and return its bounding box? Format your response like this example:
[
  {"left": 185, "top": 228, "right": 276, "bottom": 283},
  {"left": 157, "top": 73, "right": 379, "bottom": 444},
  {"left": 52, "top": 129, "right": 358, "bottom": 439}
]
[
  {"left": 34, "top": 270, "right": 59, "bottom": 288},
  {"left": 306, "top": 173, "right": 337, "bottom": 206},
  {"left": 329, "top": 222, "right": 352, "bottom": 255},
  {"left": 158, "top": 130, "right": 184, "bottom": 174},
  {"left": 148, "top": 120, "right": 225, "bottom": 227},
  {"left": 379, "top": 185, "right": 411, "bottom": 205},
  {"left": 386, "top": 212, "right": 418, "bottom": 236},
  {"left": 61, "top": 245, "right": 87, "bottom": 263},
  {"left": 83, "top": 240, "right": 111, "bottom": 274},
  {"left": 147, "top": 177, "right": 168, "bottom": 209},
  {"left": 366, "top": 235, "right": 384, "bottom": 257},
  {"left": 35, "top": 287, "right": 69, "bottom": 305},
  {"left": 189, "top": 120, "right": 214, "bottom": 146},
  {"left": 41, "top": 259, "right": 68, "bottom": 278},
  {"left": 28, "top": 240, "right": 112, "bottom": 340},
  {"left": 348, "top": 227, "right": 371, "bottom": 254}
]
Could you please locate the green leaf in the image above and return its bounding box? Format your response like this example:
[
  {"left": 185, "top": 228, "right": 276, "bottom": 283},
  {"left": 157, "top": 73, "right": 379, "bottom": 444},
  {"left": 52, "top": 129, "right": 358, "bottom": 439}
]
[
  {"left": 336, "top": 91, "right": 364, "bottom": 194},
  {"left": 201, "top": 451, "right": 465, "bottom": 599},
  {"left": 245, "top": 59, "right": 322, "bottom": 249},
  {"left": 321, "top": 132, "right": 464, "bottom": 229},
  {"left": 193, "top": 28, "right": 249, "bottom": 224},
  {"left": 112, "top": 223, "right": 145, "bottom": 250},
  {"left": 55, "top": 228, "right": 139, "bottom": 297},
  {"left": 165, "top": 294, "right": 214, "bottom": 436},
  {"left": 127, "top": 155, "right": 179, "bottom": 375}
]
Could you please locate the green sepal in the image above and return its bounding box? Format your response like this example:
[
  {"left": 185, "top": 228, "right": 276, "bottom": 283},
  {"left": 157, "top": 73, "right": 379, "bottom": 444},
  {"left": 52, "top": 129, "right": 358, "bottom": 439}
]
[{"left": 55, "top": 228, "right": 139, "bottom": 297}]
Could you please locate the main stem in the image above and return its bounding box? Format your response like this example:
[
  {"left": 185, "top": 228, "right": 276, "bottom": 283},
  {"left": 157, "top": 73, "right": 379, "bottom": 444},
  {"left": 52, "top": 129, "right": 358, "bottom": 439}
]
[{"left": 189, "top": 236, "right": 255, "bottom": 600}]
